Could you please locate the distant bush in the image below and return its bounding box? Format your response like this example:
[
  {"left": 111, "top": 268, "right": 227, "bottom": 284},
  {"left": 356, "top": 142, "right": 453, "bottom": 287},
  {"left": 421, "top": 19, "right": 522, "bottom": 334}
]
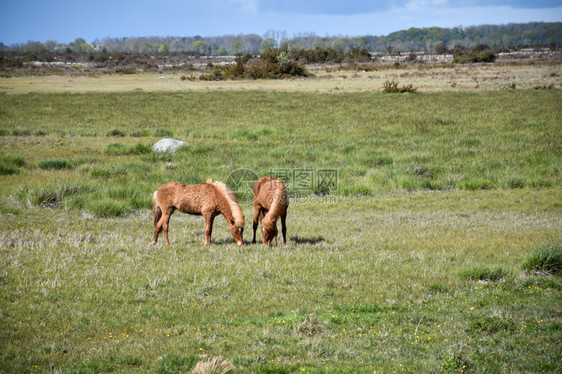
[
  {"left": 521, "top": 244, "right": 562, "bottom": 275},
  {"left": 289, "top": 46, "right": 371, "bottom": 64},
  {"left": 200, "top": 50, "right": 309, "bottom": 80},
  {"left": 453, "top": 44, "right": 496, "bottom": 63},
  {"left": 115, "top": 68, "right": 137, "bottom": 74},
  {"left": 382, "top": 79, "right": 417, "bottom": 93},
  {"left": 454, "top": 52, "right": 496, "bottom": 63}
]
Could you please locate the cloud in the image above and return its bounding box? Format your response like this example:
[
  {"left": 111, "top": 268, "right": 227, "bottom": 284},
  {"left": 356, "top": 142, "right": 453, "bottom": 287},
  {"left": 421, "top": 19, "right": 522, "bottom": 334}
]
[
  {"left": 233, "top": 0, "right": 258, "bottom": 13},
  {"left": 256, "top": 0, "right": 388, "bottom": 16},
  {"left": 404, "top": 0, "right": 449, "bottom": 11}
]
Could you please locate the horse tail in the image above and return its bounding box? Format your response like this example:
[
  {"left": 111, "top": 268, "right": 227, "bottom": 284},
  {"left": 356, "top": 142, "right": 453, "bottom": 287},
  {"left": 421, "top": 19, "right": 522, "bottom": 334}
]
[
  {"left": 152, "top": 190, "right": 162, "bottom": 228},
  {"left": 263, "top": 178, "right": 288, "bottom": 225}
]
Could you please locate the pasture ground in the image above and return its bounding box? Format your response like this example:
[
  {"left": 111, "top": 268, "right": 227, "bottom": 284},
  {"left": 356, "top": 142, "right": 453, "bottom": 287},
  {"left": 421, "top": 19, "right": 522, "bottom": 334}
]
[
  {"left": 1, "top": 62, "right": 561, "bottom": 94},
  {"left": 0, "top": 62, "right": 561, "bottom": 373}
]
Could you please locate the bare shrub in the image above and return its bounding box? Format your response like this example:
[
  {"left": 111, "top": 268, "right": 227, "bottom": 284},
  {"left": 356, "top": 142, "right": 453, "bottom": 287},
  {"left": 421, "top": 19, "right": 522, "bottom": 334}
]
[
  {"left": 297, "top": 315, "right": 326, "bottom": 336},
  {"left": 192, "top": 356, "right": 235, "bottom": 374},
  {"left": 383, "top": 79, "right": 417, "bottom": 93}
]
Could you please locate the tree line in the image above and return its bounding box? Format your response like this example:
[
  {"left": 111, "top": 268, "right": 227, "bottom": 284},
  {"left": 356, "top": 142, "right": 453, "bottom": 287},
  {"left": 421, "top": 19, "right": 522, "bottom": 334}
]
[{"left": 1, "top": 22, "right": 560, "bottom": 57}]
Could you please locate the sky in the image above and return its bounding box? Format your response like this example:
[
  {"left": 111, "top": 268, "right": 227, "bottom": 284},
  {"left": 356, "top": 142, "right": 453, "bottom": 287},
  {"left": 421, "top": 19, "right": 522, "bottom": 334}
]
[{"left": 1, "top": 0, "right": 561, "bottom": 45}]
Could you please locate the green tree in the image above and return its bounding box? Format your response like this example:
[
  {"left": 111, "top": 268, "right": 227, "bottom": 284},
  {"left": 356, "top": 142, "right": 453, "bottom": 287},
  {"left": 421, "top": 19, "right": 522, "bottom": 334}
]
[
  {"left": 192, "top": 41, "right": 207, "bottom": 54},
  {"left": 44, "top": 40, "right": 57, "bottom": 51},
  {"left": 261, "top": 38, "right": 277, "bottom": 51},
  {"left": 231, "top": 39, "right": 242, "bottom": 54},
  {"left": 331, "top": 39, "right": 347, "bottom": 51},
  {"left": 434, "top": 42, "right": 448, "bottom": 54},
  {"left": 80, "top": 43, "right": 93, "bottom": 53}
]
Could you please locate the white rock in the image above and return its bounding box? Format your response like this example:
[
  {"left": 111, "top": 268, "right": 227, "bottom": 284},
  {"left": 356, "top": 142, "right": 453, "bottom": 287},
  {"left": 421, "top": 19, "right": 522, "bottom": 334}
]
[{"left": 152, "top": 138, "right": 189, "bottom": 153}]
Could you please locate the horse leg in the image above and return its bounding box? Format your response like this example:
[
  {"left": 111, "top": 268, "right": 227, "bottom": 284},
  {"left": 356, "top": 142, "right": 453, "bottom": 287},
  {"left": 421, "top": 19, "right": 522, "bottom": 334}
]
[
  {"left": 204, "top": 214, "right": 215, "bottom": 245},
  {"left": 153, "top": 204, "right": 175, "bottom": 245},
  {"left": 152, "top": 225, "right": 162, "bottom": 244},
  {"left": 152, "top": 218, "right": 161, "bottom": 244},
  {"left": 152, "top": 201, "right": 163, "bottom": 244},
  {"left": 163, "top": 219, "right": 170, "bottom": 246},
  {"left": 252, "top": 204, "right": 261, "bottom": 244},
  {"left": 281, "top": 212, "right": 287, "bottom": 244},
  {"left": 159, "top": 208, "right": 174, "bottom": 246},
  {"left": 152, "top": 214, "right": 166, "bottom": 245},
  {"left": 162, "top": 211, "right": 174, "bottom": 246},
  {"left": 153, "top": 214, "right": 169, "bottom": 245}
]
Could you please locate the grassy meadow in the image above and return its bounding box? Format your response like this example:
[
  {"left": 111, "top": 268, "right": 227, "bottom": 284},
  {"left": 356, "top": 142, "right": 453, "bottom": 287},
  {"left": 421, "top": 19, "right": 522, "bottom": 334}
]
[{"left": 0, "top": 68, "right": 561, "bottom": 373}]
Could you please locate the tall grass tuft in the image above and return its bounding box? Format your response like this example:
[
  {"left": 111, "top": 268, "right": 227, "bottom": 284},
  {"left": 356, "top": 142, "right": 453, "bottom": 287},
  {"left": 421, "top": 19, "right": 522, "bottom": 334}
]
[
  {"left": 521, "top": 244, "right": 562, "bottom": 276},
  {"left": 105, "top": 142, "right": 152, "bottom": 155},
  {"left": 442, "top": 352, "right": 470, "bottom": 373},
  {"left": 106, "top": 128, "right": 125, "bottom": 137},
  {"left": 458, "top": 265, "right": 511, "bottom": 282},
  {"left": 507, "top": 176, "right": 527, "bottom": 189},
  {"left": 15, "top": 183, "right": 90, "bottom": 208},
  {"left": 37, "top": 159, "right": 74, "bottom": 170},
  {"left": 458, "top": 178, "right": 494, "bottom": 191},
  {"left": 85, "top": 198, "right": 127, "bottom": 217},
  {"left": 154, "top": 128, "right": 173, "bottom": 137},
  {"left": 0, "top": 154, "right": 25, "bottom": 175}
]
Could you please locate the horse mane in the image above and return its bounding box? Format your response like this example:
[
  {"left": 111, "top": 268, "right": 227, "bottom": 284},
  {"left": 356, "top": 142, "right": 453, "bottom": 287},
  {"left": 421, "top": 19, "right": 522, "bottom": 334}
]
[
  {"left": 211, "top": 180, "right": 245, "bottom": 227},
  {"left": 263, "top": 179, "right": 287, "bottom": 225}
]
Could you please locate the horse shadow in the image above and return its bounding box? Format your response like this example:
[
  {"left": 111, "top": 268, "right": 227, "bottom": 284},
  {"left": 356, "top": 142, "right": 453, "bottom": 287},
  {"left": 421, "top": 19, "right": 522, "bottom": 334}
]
[
  {"left": 208, "top": 236, "right": 241, "bottom": 245},
  {"left": 290, "top": 235, "right": 325, "bottom": 245}
]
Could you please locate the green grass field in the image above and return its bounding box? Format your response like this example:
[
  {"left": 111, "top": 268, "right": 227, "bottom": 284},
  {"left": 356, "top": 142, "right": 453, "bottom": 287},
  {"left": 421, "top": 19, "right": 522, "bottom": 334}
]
[{"left": 0, "top": 70, "right": 561, "bottom": 373}]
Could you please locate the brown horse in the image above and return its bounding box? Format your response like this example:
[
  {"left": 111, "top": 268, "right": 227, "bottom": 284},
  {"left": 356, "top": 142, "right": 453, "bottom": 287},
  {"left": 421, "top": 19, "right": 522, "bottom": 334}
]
[
  {"left": 252, "top": 176, "right": 288, "bottom": 245},
  {"left": 152, "top": 180, "right": 245, "bottom": 246}
]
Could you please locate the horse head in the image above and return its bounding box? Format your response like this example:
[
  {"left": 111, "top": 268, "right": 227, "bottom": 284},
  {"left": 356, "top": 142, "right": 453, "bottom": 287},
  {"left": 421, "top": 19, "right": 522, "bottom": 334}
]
[
  {"left": 229, "top": 221, "right": 244, "bottom": 245},
  {"left": 261, "top": 220, "right": 278, "bottom": 245}
]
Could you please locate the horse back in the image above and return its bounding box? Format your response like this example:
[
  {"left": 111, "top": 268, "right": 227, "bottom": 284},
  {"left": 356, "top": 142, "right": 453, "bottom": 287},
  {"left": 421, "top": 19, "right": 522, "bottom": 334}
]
[
  {"left": 253, "top": 176, "right": 287, "bottom": 212},
  {"left": 156, "top": 181, "right": 211, "bottom": 215},
  {"left": 253, "top": 177, "right": 270, "bottom": 209}
]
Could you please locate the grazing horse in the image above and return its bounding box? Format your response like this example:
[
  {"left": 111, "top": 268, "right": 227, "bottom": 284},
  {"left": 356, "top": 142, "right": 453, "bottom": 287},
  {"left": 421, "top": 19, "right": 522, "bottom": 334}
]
[
  {"left": 152, "top": 180, "right": 245, "bottom": 246},
  {"left": 252, "top": 176, "right": 288, "bottom": 245}
]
